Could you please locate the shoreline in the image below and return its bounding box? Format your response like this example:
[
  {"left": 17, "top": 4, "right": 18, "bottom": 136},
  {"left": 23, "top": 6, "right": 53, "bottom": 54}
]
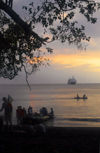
[
  {"left": 47, "top": 126, "right": 100, "bottom": 136},
  {"left": 0, "top": 126, "right": 99, "bottom": 153}
]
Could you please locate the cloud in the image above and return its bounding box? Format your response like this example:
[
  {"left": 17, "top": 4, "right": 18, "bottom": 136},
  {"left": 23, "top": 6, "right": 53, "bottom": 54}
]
[{"left": 48, "top": 51, "right": 100, "bottom": 72}]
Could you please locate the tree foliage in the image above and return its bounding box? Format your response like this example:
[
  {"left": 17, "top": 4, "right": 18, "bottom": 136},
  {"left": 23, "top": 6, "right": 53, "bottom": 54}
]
[
  {"left": 0, "top": 1, "right": 49, "bottom": 81},
  {"left": 0, "top": 0, "right": 100, "bottom": 81},
  {"left": 24, "top": 0, "right": 100, "bottom": 46}
]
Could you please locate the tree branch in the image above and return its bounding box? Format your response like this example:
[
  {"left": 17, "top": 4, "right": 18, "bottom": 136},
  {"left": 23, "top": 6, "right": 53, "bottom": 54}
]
[
  {"left": 23, "top": 64, "right": 31, "bottom": 90},
  {"left": 0, "top": 0, "right": 48, "bottom": 43}
]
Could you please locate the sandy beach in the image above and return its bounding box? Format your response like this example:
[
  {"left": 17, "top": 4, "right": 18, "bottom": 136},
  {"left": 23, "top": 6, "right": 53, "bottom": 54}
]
[{"left": 0, "top": 126, "right": 99, "bottom": 153}]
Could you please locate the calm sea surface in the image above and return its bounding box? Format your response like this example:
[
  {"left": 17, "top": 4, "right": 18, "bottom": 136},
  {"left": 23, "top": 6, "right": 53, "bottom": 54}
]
[{"left": 0, "top": 84, "right": 100, "bottom": 127}]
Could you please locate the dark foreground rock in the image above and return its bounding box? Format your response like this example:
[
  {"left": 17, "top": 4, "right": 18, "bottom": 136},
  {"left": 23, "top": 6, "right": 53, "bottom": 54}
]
[{"left": 0, "top": 126, "right": 99, "bottom": 153}]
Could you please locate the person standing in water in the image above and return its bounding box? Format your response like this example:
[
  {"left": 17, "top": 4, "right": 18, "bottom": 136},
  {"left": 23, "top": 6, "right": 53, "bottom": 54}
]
[{"left": 0, "top": 97, "right": 13, "bottom": 126}]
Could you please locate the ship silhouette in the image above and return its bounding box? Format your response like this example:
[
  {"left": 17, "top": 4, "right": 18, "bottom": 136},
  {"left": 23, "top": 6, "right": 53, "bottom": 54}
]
[{"left": 67, "top": 77, "right": 77, "bottom": 85}]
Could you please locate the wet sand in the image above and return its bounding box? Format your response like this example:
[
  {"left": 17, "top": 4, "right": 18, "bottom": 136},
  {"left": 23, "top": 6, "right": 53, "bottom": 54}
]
[{"left": 0, "top": 126, "right": 99, "bottom": 153}]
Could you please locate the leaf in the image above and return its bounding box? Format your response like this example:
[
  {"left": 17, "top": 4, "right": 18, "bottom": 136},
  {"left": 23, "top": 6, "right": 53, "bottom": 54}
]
[
  {"left": 46, "top": 47, "right": 53, "bottom": 53},
  {"left": 22, "top": 6, "right": 27, "bottom": 10}
]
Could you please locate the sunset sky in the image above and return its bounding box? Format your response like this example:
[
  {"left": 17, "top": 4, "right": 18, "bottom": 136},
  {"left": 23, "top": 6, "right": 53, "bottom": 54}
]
[{"left": 0, "top": 0, "right": 100, "bottom": 84}]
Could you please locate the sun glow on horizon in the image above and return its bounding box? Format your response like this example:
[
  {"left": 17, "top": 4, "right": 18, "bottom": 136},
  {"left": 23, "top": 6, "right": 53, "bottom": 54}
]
[{"left": 49, "top": 51, "right": 100, "bottom": 72}]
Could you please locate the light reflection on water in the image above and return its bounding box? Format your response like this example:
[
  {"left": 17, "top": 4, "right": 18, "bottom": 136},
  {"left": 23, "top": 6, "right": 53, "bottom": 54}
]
[{"left": 0, "top": 84, "right": 100, "bottom": 126}]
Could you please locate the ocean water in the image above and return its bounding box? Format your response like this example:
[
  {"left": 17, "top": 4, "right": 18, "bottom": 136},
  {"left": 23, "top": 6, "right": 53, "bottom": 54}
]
[{"left": 0, "top": 84, "right": 100, "bottom": 127}]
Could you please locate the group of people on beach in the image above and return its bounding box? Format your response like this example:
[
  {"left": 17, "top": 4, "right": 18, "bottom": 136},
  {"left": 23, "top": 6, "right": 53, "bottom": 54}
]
[
  {"left": 40, "top": 107, "right": 54, "bottom": 117},
  {"left": 0, "top": 95, "right": 54, "bottom": 126},
  {"left": 16, "top": 106, "right": 54, "bottom": 125}
]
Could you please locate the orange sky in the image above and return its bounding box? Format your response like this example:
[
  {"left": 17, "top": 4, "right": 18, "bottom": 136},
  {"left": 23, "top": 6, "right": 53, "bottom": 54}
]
[
  {"left": 46, "top": 36, "right": 100, "bottom": 74},
  {"left": 49, "top": 51, "right": 100, "bottom": 72}
]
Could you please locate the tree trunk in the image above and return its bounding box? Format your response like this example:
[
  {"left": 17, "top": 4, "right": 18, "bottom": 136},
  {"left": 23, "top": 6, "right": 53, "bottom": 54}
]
[{"left": 0, "top": 0, "right": 47, "bottom": 43}]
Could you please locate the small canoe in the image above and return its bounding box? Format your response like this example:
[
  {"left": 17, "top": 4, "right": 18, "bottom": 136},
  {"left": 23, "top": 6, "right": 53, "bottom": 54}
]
[
  {"left": 22, "top": 114, "right": 54, "bottom": 125},
  {"left": 74, "top": 97, "right": 88, "bottom": 100}
]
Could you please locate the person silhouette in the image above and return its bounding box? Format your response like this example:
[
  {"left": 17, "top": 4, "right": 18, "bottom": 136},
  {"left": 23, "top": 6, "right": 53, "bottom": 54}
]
[
  {"left": 28, "top": 106, "right": 33, "bottom": 116},
  {"left": 0, "top": 97, "right": 13, "bottom": 126},
  {"left": 50, "top": 108, "right": 54, "bottom": 116}
]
